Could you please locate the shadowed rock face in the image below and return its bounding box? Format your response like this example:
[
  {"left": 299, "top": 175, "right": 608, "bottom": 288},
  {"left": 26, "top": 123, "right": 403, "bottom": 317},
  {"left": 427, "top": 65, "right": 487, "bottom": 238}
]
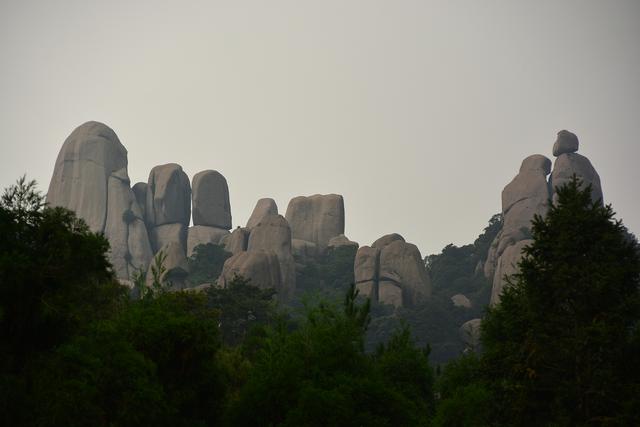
[
  {"left": 460, "top": 318, "right": 482, "bottom": 351},
  {"left": 218, "top": 251, "right": 282, "bottom": 291},
  {"left": 147, "top": 241, "right": 189, "bottom": 290},
  {"left": 354, "top": 235, "right": 431, "bottom": 307},
  {"left": 47, "top": 121, "right": 152, "bottom": 279},
  {"left": 327, "top": 234, "right": 359, "bottom": 249},
  {"left": 192, "top": 170, "right": 231, "bottom": 229},
  {"left": 186, "top": 225, "right": 229, "bottom": 257},
  {"left": 224, "top": 227, "right": 250, "bottom": 255},
  {"left": 285, "top": 194, "right": 345, "bottom": 250},
  {"left": 247, "top": 214, "right": 296, "bottom": 298},
  {"left": 145, "top": 163, "right": 191, "bottom": 228},
  {"left": 246, "top": 198, "right": 278, "bottom": 229}
]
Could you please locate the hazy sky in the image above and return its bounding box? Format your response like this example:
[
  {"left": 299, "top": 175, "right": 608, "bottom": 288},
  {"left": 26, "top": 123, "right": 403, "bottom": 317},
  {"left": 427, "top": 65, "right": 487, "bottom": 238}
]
[{"left": 1, "top": 0, "right": 639, "bottom": 256}]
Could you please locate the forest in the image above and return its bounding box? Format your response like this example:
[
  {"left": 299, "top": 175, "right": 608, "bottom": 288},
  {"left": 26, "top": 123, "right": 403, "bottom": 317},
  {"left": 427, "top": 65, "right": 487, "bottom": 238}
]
[{"left": 1, "top": 176, "right": 639, "bottom": 426}]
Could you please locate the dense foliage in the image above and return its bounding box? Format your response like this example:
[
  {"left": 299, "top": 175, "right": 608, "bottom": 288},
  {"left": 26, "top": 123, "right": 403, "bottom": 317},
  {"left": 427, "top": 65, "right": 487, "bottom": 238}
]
[{"left": 187, "top": 243, "right": 232, "bottom": 286}]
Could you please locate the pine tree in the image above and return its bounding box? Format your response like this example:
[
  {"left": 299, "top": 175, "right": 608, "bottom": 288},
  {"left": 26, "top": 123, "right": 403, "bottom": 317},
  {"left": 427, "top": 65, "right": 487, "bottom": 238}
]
[{"left": 482, "top": 177, "right": 640, "bottom": 426}]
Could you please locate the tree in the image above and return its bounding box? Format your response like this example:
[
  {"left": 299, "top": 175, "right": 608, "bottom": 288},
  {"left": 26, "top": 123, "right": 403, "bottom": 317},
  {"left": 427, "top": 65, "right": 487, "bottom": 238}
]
[
  {"left": 187, "top": 243, "right": 232, "bottom": 286},
  {"left": 482, "top": 178, "right": 640, "bottom": 425}
]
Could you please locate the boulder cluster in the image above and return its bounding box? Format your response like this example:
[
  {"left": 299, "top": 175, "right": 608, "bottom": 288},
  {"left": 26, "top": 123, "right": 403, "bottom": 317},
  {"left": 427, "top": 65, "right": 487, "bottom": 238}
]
[
  {"left": 46, "top": 122, "right": 371, "bottom": 300},
  {"left": 484, "top": 130, "right": 603, "bottom": 305},
  {"left": 354, "top": 233, "right": 431, "bottom": 307}
]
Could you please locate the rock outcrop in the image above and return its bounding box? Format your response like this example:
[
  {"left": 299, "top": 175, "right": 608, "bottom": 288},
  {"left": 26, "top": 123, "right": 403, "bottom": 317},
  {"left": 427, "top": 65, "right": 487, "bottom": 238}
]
[
  {"left": 246, "top": 198, "right": 278, "bottom": 229},
  {"left": 246, "top": 214, "right": 296, "bottom": 298},
  {"left": 327, "top": 234, "right": 359, "bottom": 249},
  {"left": 285, "top": 194, "right": 345, "bottom": 251},
  {"left": 218, "top": 251, "right": 282, "bottom": 291},
  {"left": 460, "top": 318, "right": 482, "bottom": 351},
  {"left": 191, "top": 170, "right": 232, "bottom": 229},
  {"left": 223, "top": 227, "right": 250, "bottom": 255},
  {"left": 354, "top": 234, "right": 431, "bottom": 307},
  {"left": 145, "top": 163, "right": 191, "bottom": 255},
  {"left": 132, "top": 182, "right": 147, "bottom": 220},
  {"left": 46, "top": 121, "right": 152, "bottom": 279},
  {"left": 451, "top": 294, "right": 472, "bottom": 308},
  {"left": 485, "top": 130, "right": 603, "bottom": 305},
  {"left": 187, "top": 225, "right": 230, "bottom": 257}
]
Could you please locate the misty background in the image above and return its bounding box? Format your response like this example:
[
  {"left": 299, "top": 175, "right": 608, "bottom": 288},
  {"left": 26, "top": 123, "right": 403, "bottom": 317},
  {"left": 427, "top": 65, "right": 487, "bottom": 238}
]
[{"left": 1, "top": 0, "right": 638, "bottom": 256}]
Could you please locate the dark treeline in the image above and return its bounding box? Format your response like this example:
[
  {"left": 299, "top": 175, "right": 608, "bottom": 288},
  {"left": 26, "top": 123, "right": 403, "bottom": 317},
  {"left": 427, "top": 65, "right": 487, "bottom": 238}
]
[{"left": 1, "top": 176, "right": 639, "bottom": 426}]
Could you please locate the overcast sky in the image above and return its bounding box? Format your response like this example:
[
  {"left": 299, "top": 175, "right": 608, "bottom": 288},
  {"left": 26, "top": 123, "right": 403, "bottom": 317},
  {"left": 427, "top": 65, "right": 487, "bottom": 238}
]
[{"left": 1, "top": 0, "right": 638, "bottom": 256}]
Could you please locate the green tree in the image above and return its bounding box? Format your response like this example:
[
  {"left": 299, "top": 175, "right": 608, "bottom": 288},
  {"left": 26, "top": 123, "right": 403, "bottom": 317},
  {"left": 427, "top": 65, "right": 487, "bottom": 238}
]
[
  {"left": 482, "top": 178, "right": 640, "bottom": 425},
  {"left": 188, "top": 243, "right": 232, "bottom": 286}
]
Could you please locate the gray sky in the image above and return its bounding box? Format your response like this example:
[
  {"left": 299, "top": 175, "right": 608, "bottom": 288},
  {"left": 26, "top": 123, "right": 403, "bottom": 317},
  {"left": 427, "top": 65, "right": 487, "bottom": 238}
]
[{"left": 1, "top": 0, "right": 639, "bottom": 256}]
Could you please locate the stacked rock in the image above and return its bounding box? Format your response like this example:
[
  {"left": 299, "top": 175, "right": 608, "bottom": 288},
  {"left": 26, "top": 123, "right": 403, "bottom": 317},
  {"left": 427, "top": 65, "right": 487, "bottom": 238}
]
[
  {"left": 145, "top": 163, "right": 191, "bottom": 255},
  {"left": 354, "top": 233, "right": 431, "bottom": 308},
  {"left": 218, "top": 214, "right": 296, "bottom": 299},
  {"left": 187, "top": 170, "right": 232, "bottom": 256},
  {"left": 485, "top": 130, "right": 603, "bottom": 305},
  {"left": 285, "top": 194, "right": 347, "bottom": 256},
  {"left": 46, "top": 121, "right": 153, "bottom": 280}
]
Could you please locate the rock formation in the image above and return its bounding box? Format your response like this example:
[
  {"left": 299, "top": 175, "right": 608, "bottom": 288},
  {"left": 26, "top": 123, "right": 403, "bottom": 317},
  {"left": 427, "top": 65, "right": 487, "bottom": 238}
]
[
  {"left": 354, "top": 234, "right": 431, "bottom": 307},
  {"left": 451, "top": 294, "right": 472, "bottom": 308},
  {"left": 460, "top": 318, "right": 482, "bottom": 351},
  {"left": 246, "top": 198, "right": 278, "bottom": 229},
  {"left": 218, "top": 251, "right": 282, "bottom": 291},
  {"left": 327, "top": 234, "right": 359, "bottom": 249},
  {"left": 186, "top": 225, "right": 230, "bottom": 257},
  {"left": 485, "top": 130, "right": 603, "bottom": 305},
  {"left": 223, "top": 227, "right": 250, "bottom": 255},
  {"left": 147, "top": 241, "right": 189, "bottom": 290},
  {"left": 46, "top": 121, "right": 152, "bottom": 279},
  {"left": 145, "top": 163, "right": 191, "bottom": 254},
  {"left": 285, "top": 194, "right": 345, "bottom": 251},
  {"left": 192, "top": 170, "right": 232, "bottom": 229}
]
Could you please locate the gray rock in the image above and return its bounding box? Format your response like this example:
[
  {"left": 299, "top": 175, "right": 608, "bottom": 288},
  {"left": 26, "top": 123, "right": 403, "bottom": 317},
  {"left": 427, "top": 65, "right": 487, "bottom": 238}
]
[
  {"left": 246, "top": 198, "right": 278, "bottom": 229},
  {"left": 46, "top": 121, "right": 153, "bottom": 279},
  {"left": 550, "top": 152, "right": 603, "bottom": 204},
  {"left": 327, "top": 234, "right": 359, "bottom": 249},
  {"left": 378, "top": 281, "right": 403, "bottom": 307},
  {"left": 132, "top": 182, "right": 148, "bottom": 221},
  {"left": 291, "top": 239, "right": 318, "bottom": 259},
  {"left": 552, "top": 130, "right": 579, "bottom": 157},
  {"left": 247, "top": 214, "right": 295, "bottom": 299},
  {"left": 460, "top": 318, "right": 482, "bottom": 350},
  {"left": 247, "top": 214, "right": 292, "bottom": 259},
  {"left": 218, "top": 250, "right": 282, "bottom": 292},
  {"left": 451, "top": 294, "right": 472, "bottom": 308},
  {"left": 224, "top": 227, "right": 250, "bottom": 255},
  {"left": 371, "top": 233, "right": 405, "bottom": 249},
  {"left": 356, "top": 282, "right": 376, "bottom": 300},
  {"left": 379, "top": 240, "right": 431, "bottom": 306},
  {"left": 192, "top": 170, "right": 232, "bottom": 229},
  {"left": 150, "top": 223, "right": 187, "bottom": 254},
  {"left": 147, "top": 241, "right": 189, "bottom": 290},
  {"left": 187, "top": 225, "right": 230, "bottom": 257},
  {"left": 285, "top": 194, "right": 345, "bottom": 249},
  {"left": 491, "top": 239, "right": 533, "bottom": 305},
  {"left": 145, "top": 163, "right": 191, "bottom": 227},
  {"left": 354, "top": 246, "right": 380, "bottom": 285}
]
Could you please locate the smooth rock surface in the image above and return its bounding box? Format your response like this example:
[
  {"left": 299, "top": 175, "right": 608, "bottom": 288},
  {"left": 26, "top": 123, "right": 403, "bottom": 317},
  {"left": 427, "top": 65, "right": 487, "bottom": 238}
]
[
  {"left": 285, "top": 194, "right": 345, "bottom": 249},
  {"left": 451, "top": 294, "right": 472, "bottom": 308},
  {"left": 224, "top": 227, "right": 250, "bottom": 255},
  {"left": 218, "top": 250, "right": 282, "bottom": 292},
  {"left": 150, "top": 223, "right": 187, "bottom": 254},
  {"left": 491, "top": 239, "right": 533, "bottom": 305},
  {"left": 147, "top": 241, "right": 189, "bottom": 289},
  {"left": 132, "top": 182, "right": 148, "bottom": 221},
  {"left": 187, "top": 225, "right": 230, "bottom": 257},
  {"left": 379, "top": 240, "right": 431, "bottom": 305},
  {"left": 145, "top": 163, "right": 191, "bottom": 227},
  {"left": 378, "top": 281, "right": 403, "bottom": 307},
  {"left": 46, "top": 121, "right": 153, "bottom": 279},
  {"left": 354, "top": 246, "right": 380, "bottom": 284},
  {"left": 550, "top": 152, "right": 603, "bottom": 204},
  {"left": 246, "top": 198, "right": 278, "bottom": 229},
  {"left": 552, "top": 130, "right": 579, "bottom": 157},
  {"left": 291, "top": 239, "right": 318, "bottom": 259},
  {"left": 192, "top": 170, "right": 231, "bottom": 229}
]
